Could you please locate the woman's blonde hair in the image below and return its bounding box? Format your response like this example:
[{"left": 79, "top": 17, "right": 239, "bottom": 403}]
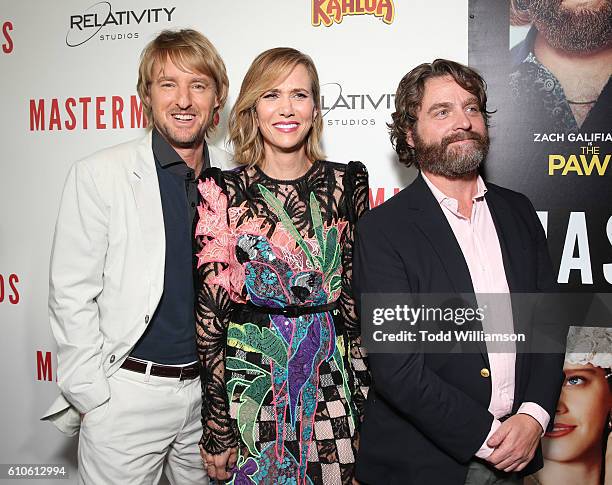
[
  {"left": 137, "top": 29, "right": 229, "bottom": 135},
  {"left": 229, "top": 47, "right": 325, "bottom": 167}
]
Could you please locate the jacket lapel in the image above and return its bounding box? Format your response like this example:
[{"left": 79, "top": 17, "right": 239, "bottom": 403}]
[
  {"left": 407, "top": 175, "right": 489, "bottom": 364},
  {"left": 410, "top": 175, "right": 475, "bottom": 293},
  {"left": 484, "top": 189, "right": 525, "bottom": 292},
  {"left": 485, "top": 188, "right": 530, "bottom": 398},
  {"left": 129, "top": 131, "right": 165, "bottom": 307},
  {"left": 208, "top": 144, "right": 234, "bottom": 170}
]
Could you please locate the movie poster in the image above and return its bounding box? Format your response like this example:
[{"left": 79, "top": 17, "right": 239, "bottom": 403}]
[{"left": 468, "top": 1, "right": 611, "bottom": 483}]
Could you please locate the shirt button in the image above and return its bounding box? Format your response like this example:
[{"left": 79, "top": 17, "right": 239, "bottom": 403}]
[
  {"left": 110, "top": 355, "right": 115, "bottom": 363},
  {"left": 144, "top": 315, "right": 150, "bottom": 324},
  {"left": 191, "top": 202, "right": 196, "bottom": 208},
  {"left": 480, "top": 368, "right": 490, "bottom": 378}
]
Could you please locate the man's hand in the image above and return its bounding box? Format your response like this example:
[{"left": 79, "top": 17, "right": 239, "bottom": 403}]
[
  {"left": 485, "top": 414, "right": 542, "bottom": 472},
  {"left": 199, "top": 445, "right": 237, "bottom": 481}
]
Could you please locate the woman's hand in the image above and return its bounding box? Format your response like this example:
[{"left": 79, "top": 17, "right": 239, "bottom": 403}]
[{"left": 199, "top": 445, "right": 237, "bottom": 481}]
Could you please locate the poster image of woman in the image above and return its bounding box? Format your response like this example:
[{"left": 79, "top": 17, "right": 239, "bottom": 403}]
[{"left": 526, "top": 327, "right": 612, "bottom": 485}]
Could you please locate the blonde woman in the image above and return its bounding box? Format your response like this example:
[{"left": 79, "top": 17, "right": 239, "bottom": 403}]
[{"left": 194, "top": 48, "right": 370, "bottom": 484}]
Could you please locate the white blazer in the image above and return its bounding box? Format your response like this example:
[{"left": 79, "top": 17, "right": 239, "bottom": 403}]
[{"left": 42, "top": 131, "right": 234, "bottom": 435}]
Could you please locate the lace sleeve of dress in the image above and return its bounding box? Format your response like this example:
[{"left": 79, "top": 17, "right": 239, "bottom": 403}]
[
  {"left": 194, "top": 174, "right": 238, "bottom": 454},
  {"left": 339, "top": 161, "right": 371, "bottom": 421}
]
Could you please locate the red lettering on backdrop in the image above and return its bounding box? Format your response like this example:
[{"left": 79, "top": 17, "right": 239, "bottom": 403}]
[
  {"left": 36, "top": 351, "right": 53, "bottom": 381},
  {"left": 0, "top": 273, "right": 19, "bottom": 304},
  {"left": 49, "top": 99, "right": 61, "bottom": 130},
  {"left": 65, "top": 97, "right": 77, "bottom": 130},
  {"left": 369, "top": 187, "right": 400, "bottom": 208},
  {"left": 29, "top": 99, "right": 44, "bottom": 131},
  {"left": 96, "top": 96, "right": 106, "bottom": 129},
  {"left": 131, "top": 95, "right": 147, "bottom": 128},
  {"left": 29, "top": 95, "right": 147, "bottom": 131},
  {"left": 112, "top": 96, "right": 124, "bottom": 129},
  {"left": 369, "top": 187, "right": 385, "bottom": 208},
  {"left": 2, "top": 21, "right": 13, "bottom": 54},
  {"left": 365, "top": 0, "right": 377, "bottom": 12},
  {"left": 312, "top": 0, "right": 331, "bottom": 26},
  {"left": 8, "top": 274, "right": 19, "bottom": 304},
  {"left": 79, "top": 97, "right": 91, "bottom": 130},
  {"left": 312, "top": 0, "right": 394, "bottom": 26}
]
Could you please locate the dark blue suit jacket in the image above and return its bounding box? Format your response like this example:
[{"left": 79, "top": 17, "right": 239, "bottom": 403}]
[{"left": 354, "top": 173, "right": 565, "bottom": 484}]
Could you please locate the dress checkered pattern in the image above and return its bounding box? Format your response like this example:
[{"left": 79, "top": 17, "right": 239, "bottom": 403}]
[{"left": 228, "top": 339, "right": 359, "bottom": 484}]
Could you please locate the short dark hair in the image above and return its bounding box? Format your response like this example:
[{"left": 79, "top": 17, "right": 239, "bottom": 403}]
[{"left": 388, "top": 59, "right": 493, "bottom": 168}]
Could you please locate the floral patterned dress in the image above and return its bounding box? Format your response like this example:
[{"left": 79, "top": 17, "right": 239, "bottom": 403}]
[{"left": 194, "top": 160, "right": 370, "bottom": 485}]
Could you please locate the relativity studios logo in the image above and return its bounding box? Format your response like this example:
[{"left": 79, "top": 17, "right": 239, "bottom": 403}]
[
  {"left": 66, "top": 2, "right": 176, "bottom": 47},
  {"left": 312, "top": 0, "right": 395, "bottom": 27},
  {"left": 321, "top": 82, "right": 394, "bottom": 127}
]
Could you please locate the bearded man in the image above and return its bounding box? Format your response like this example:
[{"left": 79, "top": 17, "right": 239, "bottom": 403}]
[
  {"left": 510, "top": 0, "right": 611, "bottom": 130},
  {"left": 353, "top": 59, "right": 565, "bottom": 484}
]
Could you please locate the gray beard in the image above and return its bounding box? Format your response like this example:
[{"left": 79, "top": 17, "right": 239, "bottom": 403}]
[{"left": 530, "top": 0, "right": 612, "bottom": 53}]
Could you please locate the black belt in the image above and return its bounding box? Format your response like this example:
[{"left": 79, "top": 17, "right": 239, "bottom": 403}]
[
  {"left": 243, "top": 301, "right": 338, "bottom": 319},
  {"left": 120, "top": 357, "right": 199, "bottom": 380}
]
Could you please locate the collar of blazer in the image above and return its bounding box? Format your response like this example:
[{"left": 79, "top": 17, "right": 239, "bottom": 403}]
[
  {"left": 129, "top": 130, "right": 166, "bottom": 306},
  {"left": 131, "top": 129, "right": 234, "bottom": 178},
  {"left": 402, "top": 173, "right": 533, "bottom": 366},
  {"left": 405, "top": 172, "right": 526, "bottom": 294},
  {"left": 126, "top": 130, "right": 234, "bottom": 305}
]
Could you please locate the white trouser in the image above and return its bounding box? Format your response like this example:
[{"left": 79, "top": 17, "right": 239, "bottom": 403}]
[{"left": 77, "top": 366, "right": 208, "bottom": 485}]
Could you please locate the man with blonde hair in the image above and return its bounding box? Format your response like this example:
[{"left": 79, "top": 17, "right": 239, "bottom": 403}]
[{"left": 41, "top": 29, "right": 232, "bottom": 484}]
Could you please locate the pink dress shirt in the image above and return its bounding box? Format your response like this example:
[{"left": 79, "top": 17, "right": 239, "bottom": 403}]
[{"left": 422, "top": 173, "right": 550, "bottom": 458}]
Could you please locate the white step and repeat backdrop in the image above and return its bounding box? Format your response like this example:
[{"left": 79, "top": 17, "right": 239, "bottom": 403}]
[{"left": 0, "top": 1, "right": 467, "bottom": 481}]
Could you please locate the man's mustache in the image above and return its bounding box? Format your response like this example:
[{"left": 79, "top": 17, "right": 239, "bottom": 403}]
[{"left": 442, "top": 132, "right": 487, "bottom": 147}]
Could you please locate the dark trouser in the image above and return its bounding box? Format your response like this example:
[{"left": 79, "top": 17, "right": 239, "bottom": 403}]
[{"left": 464, "top": 460, "right": 522, "bottom": 485}]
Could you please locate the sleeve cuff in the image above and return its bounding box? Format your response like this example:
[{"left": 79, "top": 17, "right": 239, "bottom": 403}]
[
  {"left": 60, "top": 372, "right": 110, "bottom": 414},
  {"left": 475, "top": 418, "right": 501, "bottom": 459},
  {"left": 517, "top": 402, "right": 550, "bottom": 436}
]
